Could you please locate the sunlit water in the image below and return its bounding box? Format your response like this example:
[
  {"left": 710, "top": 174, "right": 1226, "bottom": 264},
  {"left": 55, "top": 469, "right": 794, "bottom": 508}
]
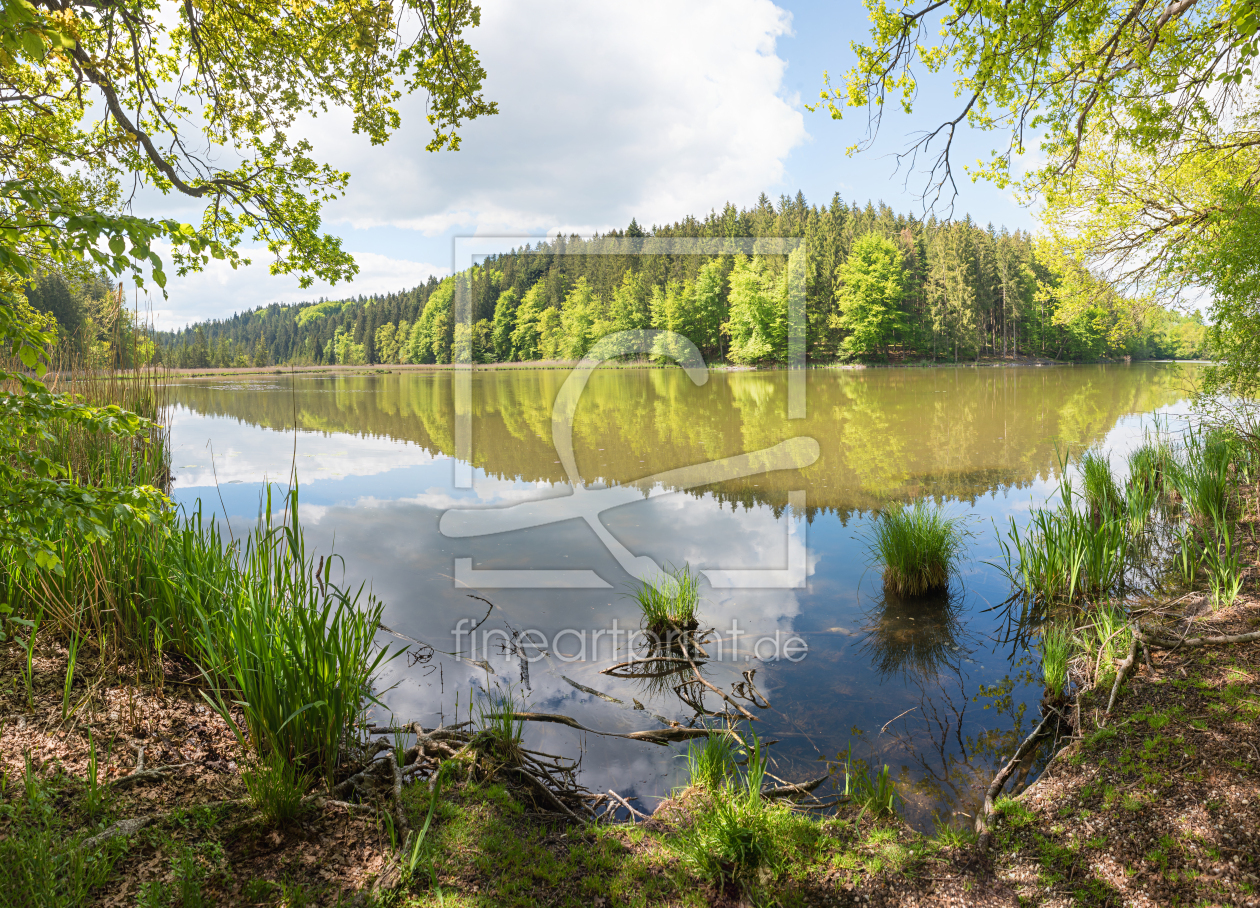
[{"left": 167, "top": 363, "right": 1197, "bottom": 829}]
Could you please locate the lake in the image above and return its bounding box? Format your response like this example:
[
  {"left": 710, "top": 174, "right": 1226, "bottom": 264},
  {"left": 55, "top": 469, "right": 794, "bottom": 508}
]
[{"left": 167, "top": 362, "right": 1196, "bottom": 829}]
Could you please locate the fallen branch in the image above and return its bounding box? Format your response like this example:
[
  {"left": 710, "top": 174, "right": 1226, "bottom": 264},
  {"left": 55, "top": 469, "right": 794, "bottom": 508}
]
[
  {"left": 761, "top": 774, "right": 829, "bottom": 801},
  {"left": 83, "top": 799, "right": 248, "bottom": 850},
  {"left": 606, "top": 789, "right": 649, "bottom": 822},
  {"left": 504, "top": 712, "right": 711, "bottom": 745},
  {"left": 1138, "top": 625, "right": 1260, "bottom": 649}
]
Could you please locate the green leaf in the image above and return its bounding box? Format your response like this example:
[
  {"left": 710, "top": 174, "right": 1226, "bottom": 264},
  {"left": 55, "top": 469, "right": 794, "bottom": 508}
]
[{"left": 108, "top": 235, "right": 126, "bottom": 256}]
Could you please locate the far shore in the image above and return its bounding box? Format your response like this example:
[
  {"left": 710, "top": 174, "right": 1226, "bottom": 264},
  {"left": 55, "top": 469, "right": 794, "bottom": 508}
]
[{"left": 71, "top": 354, "right": 1208, "bottom": 382}]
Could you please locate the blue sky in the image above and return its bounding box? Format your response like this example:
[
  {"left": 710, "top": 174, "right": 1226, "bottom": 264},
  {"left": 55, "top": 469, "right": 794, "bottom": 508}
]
[{"left": 156, "top": 0, "right": 1040, "bottom": 329}]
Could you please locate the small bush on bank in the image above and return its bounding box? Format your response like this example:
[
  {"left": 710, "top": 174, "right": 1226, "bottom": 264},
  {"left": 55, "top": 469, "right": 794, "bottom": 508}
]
[{"left": 870, "top": 500, "right": 967, "bottom": 597}]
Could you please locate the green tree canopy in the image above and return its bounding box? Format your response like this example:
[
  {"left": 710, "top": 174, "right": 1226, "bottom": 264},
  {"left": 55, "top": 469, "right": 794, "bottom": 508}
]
[{"left": 833, "top": 233, "right": 906, "bottom": 357}]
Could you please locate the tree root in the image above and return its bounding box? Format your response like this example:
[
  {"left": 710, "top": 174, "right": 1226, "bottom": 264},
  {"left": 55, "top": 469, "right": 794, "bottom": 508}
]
[{"left": 975, "top": 712, "right": 1056, "bottom": 853}]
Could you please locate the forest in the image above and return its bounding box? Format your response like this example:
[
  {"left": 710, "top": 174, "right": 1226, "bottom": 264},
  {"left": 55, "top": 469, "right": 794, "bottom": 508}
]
[{"left": 141, "top": 195, "right": 1207, "bottom": 371}]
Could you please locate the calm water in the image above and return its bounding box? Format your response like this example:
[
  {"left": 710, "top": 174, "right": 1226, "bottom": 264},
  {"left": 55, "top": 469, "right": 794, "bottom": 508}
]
[{"left": 167, "top": 363, "right": 1196, "bottom": 829}]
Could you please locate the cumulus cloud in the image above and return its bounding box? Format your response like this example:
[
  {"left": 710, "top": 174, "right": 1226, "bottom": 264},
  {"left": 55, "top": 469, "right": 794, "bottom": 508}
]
[{"left": 315, "top": 0, "right": 806, "bottom": 234}]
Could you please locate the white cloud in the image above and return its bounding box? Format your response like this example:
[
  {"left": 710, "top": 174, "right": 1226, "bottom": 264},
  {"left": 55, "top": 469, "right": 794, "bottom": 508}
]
[
  {"left": 154, "top": 248, "right": 446, "bottom": 329},
  {"left": 314, "top": 0, "right": 806, "bottom": 234},
  {"left": 144, "top": 2, "right": 805, "bottom": 326}
]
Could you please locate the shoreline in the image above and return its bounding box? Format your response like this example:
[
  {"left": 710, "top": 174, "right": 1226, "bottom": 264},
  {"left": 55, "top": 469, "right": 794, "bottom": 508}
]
[
  {"left": 4, "top": 594, "right": 1255, "bottom": 906},
  {"left": 104, "top": 356, "right": 1205, "bottom": 382}
]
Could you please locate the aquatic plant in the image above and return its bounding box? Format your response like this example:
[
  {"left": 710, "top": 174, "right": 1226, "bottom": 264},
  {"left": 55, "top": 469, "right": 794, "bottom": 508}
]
[
  {"left": 1173, "top": 426, "right": 1236, "bottom": 524},
  {"left": 1039, "top": 624, "right": 1072, "bottom": 697},
  {"left": 1079, "top": 449, "right": 1122, "bottom": 521},
  {"left": 997, "top": 503, "right": 1126, "bottom": 604},
  {"left": 475, "top": 685, "right": 525, "bottom": 763},
  {"left": 837, "top": 744, "right": 900, "bottom": 819},
  {"left": 870, "top": 500, "right": 967, "bottom": 597},
  {"left": 196, "top": 488, "right": 399, "bottom": 784},
  {"left": 630, "top": 564, "right": 701, "bottom": 635},
  {"left": 1202, "top": 516, "right": 1244, "bottom": 608}
]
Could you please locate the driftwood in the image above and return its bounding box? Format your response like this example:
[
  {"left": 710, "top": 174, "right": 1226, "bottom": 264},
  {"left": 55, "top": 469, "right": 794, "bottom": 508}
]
[
  {"left": 605, "top": 788, "right": 650, "bottom": 822},
  {"left": 504, "top": 711, "right": 712, "bottom": 745},
  {"left": 761, "top": 774, "right": 829, "bottom": 801}
]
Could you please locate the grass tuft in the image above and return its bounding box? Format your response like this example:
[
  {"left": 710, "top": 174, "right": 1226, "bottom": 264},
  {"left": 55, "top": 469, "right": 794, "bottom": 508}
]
[
  {"left": 243, "top": 751, "right": 312, "bottom": 826},
  {"left": 629, "top": 564, "right": 701, "bottom": 635},
  {"left": 686, "top": 732, "right": 737, "bottom": 792},
  {"left": 1040, "top": 623, "right": 1072, "bottom": 697},
  {"left": 870, "top": 500, "right": 967, "bottom": 597}
]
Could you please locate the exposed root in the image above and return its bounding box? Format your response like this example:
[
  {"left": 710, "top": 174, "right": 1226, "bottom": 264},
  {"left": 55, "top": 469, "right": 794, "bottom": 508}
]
[{"left": 975, "top": 712, "right": 1056, "bottom": 853}]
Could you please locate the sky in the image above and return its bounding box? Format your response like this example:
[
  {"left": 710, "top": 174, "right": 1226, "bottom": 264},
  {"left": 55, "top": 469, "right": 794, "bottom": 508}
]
[{"left": 152, "top": 0, "right": 1040, "bottom": 329}]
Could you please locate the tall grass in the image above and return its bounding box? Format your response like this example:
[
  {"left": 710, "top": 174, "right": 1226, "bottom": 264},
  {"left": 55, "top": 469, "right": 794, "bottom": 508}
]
[
  {"left": 997, "top": 501, "right": 1126, "bottom": 604},
  {"left": 1173, "top": 426, "right": 1236, "bottom": 524},
  {"left": 686, "top": 732, "right": 737, "bottom": 792},
  {"left": 1079, "top": 449, "right": 1122, "bottom": 521},
  {"left": 870, "top": 500, "right": 967, "bottom": 597},
  {"left": 678, "top": 729, "right": 793, "bottom": 889},
  {"left": 196, "top": 488, "right": 398, "bottom": 783},
  {"left": 1039, "top": 624, "right": 1071, "bottom": 697},
  {"left": 630, "top": 564, "right": 701, "bottom": 634}
]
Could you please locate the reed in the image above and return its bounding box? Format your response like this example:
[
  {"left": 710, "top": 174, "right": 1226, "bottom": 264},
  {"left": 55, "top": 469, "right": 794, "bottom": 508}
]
[
  {"left": 1079, "top": 449, "right": 1121, "bottom": 521},
  {"left": 997, "top": 503, "right": 1126, "bottom": 604},
  {"left": 870, "top": 500, "right": 967, "bottom": 597},
  {"left": 196, "top": 488, "right": 399, "bottom": 784},
  {"left": 1039, "top": 624, "right": 1072, "bottom": 697},
  {"left": 1173, "top": 426, "right": 1236, "bottom": 524}
]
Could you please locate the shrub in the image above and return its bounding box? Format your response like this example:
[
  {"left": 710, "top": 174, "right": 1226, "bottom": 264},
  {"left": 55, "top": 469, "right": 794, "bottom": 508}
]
[{"left": 870, "top": 500, "right": 967, "bottom": 597}]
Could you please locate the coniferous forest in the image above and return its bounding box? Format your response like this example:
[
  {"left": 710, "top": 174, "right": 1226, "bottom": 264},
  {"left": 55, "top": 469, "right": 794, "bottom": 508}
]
[{"left": 146, "top": 194, "right": 1205, "bottom": 370}]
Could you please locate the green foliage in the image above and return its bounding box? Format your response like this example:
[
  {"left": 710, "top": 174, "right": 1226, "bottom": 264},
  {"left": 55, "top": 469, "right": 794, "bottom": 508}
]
[
  {"left": 838, "top": 747, "right": 900, "bottom": 819},
  {"left": 196, "top": 489, "right": 398, "bottom": 784},
  {"left": 996, "top": 468, "right": 1127, "bottom": 604},
  {"left": 0, "top": 761, "right": 122, "bottom": 907},
  {"left": 676, "top": 729, "right": 789, "bottom": 888},
  {"left": 629, "top": 563, "right": 701, "bottom": 633},
  {"left": 869, "top": 499, "right": 967, "bottom": 596},
  {"left": 1039, "top": 624, "right": 1072, "bottom": 697},
  {"left": 243, "top": 751, "right": 312, "bottom": 826},
  {"left": 833, "top": 233, "right": 906, "bottom": 358},
  {"left": 686, "top": 732, "right": 738, "bottom": 792},
  {"left": 1079, "top": 449, "right": 1122, "bottom": 520}
]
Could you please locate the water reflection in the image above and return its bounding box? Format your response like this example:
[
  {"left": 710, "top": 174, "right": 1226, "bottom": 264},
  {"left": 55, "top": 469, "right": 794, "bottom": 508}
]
[
  {"left": 165, "top": 364, "right": 1197, "bottom": 828},
  {"left": 859, "top": 591, "right": 967, "bottom": 683}
]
